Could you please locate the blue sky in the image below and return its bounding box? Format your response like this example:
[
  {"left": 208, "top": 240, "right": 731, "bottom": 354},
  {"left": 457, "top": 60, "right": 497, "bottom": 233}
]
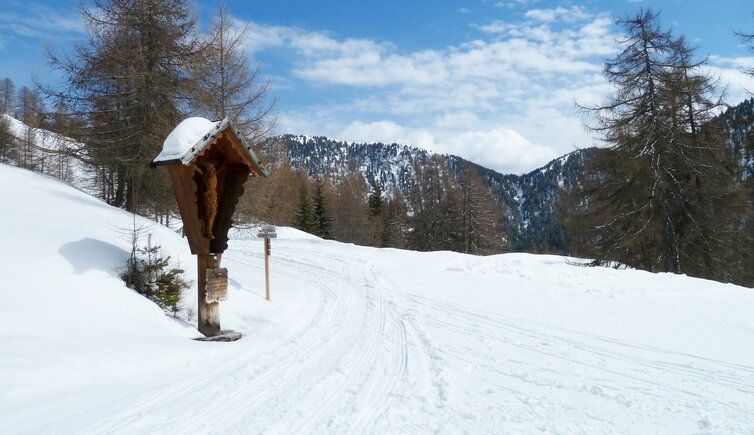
[{"left": 1, "top": 0, "right": 753, "bottom": 173}]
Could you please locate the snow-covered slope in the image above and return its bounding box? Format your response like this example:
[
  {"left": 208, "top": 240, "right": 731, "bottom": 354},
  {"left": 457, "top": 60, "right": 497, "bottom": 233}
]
[{"left": 1, "top": 163, "right": 753, "bottom": 433}]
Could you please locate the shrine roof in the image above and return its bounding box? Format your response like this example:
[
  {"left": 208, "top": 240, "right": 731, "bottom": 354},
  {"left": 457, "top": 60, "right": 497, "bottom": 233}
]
[{"left": 151, "top": 117, "right": 267, "bottom": 176}]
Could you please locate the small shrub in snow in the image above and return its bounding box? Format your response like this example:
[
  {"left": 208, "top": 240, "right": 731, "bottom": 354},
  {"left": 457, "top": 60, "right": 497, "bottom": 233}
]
[{"left": 121, "top": 239, "right": 189, "bottom": 316}]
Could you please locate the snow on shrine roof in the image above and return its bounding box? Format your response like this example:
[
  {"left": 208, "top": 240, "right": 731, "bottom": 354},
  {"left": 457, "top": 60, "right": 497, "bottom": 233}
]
[
  {"left": 151, "top": 117, "right": 267, "bottom": 176},
  {"left": 154, "top": 117, "right": 216, "bottom": 163}
]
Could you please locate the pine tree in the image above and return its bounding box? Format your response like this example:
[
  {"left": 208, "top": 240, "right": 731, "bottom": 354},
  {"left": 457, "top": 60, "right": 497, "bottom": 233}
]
[
  {"left": 16, "top": 86, "right": 45, "bottom": 127},
  {"left": 241, "top": 162, "right": 300, "bottom": 226},
  {"left": 571, "top": 9, "right": 746, "bottom": 280},
  {"left": 122, "top": 236, "right": 189, "bottom": 316},
  {"left": 367, "top": 179, "right": 385, "bottom": 246},
  {"left": 368, "top": 179, "right": 384, "bottom": 217},
  {"left": 312, "top": 179, "right": 333, "bottom": 239},
  {"left": 295, "top": 183, "right": 314, "bottom": 233}
]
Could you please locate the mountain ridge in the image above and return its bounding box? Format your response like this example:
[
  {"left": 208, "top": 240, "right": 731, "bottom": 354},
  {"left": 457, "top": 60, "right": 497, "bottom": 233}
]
[{"left": 261, "top": 97, "right": 754, "bottom": 252}]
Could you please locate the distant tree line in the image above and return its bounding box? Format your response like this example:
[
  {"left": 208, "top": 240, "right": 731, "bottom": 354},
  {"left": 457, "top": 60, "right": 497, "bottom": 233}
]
[{"left": 238, "top": 146, "right": 508, "bottom": 255}]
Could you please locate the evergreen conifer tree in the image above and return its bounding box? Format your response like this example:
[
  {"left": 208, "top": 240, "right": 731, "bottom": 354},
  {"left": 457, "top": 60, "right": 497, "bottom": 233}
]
[
  {"left": 295, "top": 184, "right": 314, "bottom": 233},
  {"left": 368, "top": 180, "right": 384, "bottom": 217},
  {"left": 312, "top": 179, "right": 333, "bottom": 239}
]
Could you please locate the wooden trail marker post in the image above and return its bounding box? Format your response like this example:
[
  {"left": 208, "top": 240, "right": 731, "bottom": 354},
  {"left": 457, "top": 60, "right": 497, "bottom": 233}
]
[
  {"left": 256, "top": 225, "right": 277, "bottom": 301},
  {"left": 151, "top": 117, "right": 267, "bottom": 338}
]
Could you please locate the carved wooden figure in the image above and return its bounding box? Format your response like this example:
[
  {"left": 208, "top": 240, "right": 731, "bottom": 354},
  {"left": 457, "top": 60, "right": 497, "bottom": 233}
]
[{"left": 152, "top": 117, "right": 267, "bottom": 337}]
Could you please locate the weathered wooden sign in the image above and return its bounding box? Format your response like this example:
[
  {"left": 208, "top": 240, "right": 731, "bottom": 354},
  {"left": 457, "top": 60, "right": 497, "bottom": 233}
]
[
  {"left": 257, "top": 224, "right": 277, "bottom": 239},
  {"left": 152, "top": 117, "right": 267, "bottom": 338},
  {"left": 205, "top": 267, "right": 229, "bottom": 303},
  {"left": 256, "top": 225, "right": 277, "bottom": 301}
]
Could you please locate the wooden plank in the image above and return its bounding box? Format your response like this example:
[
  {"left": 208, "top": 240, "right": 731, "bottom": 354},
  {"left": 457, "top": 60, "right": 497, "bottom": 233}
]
[
  {"left": 224, "top": 130, "right": 264, "bottom": 176},
  {"left": 210, "top": 170, "right": 249, "bottom": 254},
  {"left": 168, "top": 165, "right": 210, "bottom": 255}
]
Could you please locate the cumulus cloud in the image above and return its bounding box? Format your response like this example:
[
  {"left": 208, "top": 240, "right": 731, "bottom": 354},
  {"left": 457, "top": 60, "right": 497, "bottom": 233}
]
[
  {"left": 339, "top": 120, "right": 438, "bottom": 150},
  {"left": 474, "top": 20, "right": 515, "bottom": 34},
  {"left": 249, "top": 10, "right": 613, "bottom": 90},
  {"left": 440, "top": 128, "right": 559, "bottom": 174},
  {"left": 705, "top": 57, "right": 754, "bottom": 105}
]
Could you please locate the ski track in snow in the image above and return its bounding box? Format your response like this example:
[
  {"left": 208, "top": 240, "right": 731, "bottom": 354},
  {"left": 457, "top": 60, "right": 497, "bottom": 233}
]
[
  {"left": 57, "top": 242, "right": 754, "bottom": 434},
  {"left": 8, "top": 238, "right": 754, "bottom": 434},
  {"left": 396, "top": 289, "right": 754, "bottom": 432},
  {"left": 70, "top": 244, "right": 428, "bottom": 435}
]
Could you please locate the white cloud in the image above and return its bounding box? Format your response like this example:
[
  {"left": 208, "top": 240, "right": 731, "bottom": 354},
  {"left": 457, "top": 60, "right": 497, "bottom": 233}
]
[
  {"left": 524, "top": 6, "right": 589, "bottom": 23},
  {"left": 273, "top": 16, "right": 612, "bottom": 91},
  {"left": 494, "top": 0, "right": 541, "bottom": 8},
  {"left": 475, "top": 20, "right": 514, "bottom": 34},
  {"left": 434, "top": 111, "right": 482, "bottom": 130},
  {"left": 246, "top": 23, "right": 295, "bottom": 52},
  {"left": 339, "top": 120, "right": 438, "bottom": 150},
  {"left": 440, "top": 128, "right": 559, "bottom": 174},
  {"left": 706, "top": 57, "right": 754, "bottom": 105}
]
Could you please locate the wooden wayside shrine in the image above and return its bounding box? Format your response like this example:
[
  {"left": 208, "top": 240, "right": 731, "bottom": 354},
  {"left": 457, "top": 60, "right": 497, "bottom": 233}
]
[{"left": 152, "top": 117, "right": 267, "bottom": 337}]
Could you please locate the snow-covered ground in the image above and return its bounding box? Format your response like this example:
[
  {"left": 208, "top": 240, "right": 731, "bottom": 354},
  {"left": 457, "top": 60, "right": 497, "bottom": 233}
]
[{"left": 1, "top": 162, "right": 754, "bottom": 434}]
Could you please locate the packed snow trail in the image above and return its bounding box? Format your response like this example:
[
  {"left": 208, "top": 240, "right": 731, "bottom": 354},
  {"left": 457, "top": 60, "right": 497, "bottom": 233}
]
[
  {"left": 26, "top": 240, "right": 754, "bottom": 434},
  {"left": 2, "top": 163, "right": 754, "bottom": 434},
  {"left": 64, "top": 242, "right": 425, "bottom": 434}
]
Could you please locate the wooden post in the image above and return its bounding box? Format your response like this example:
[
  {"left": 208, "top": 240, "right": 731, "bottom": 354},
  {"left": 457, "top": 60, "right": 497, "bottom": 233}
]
[
  {"left": 264, "top": 238, "right": 271, "bottom": 301},
  {"left": 198, "top": 254, "right": 221, "bottom": 336}
]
